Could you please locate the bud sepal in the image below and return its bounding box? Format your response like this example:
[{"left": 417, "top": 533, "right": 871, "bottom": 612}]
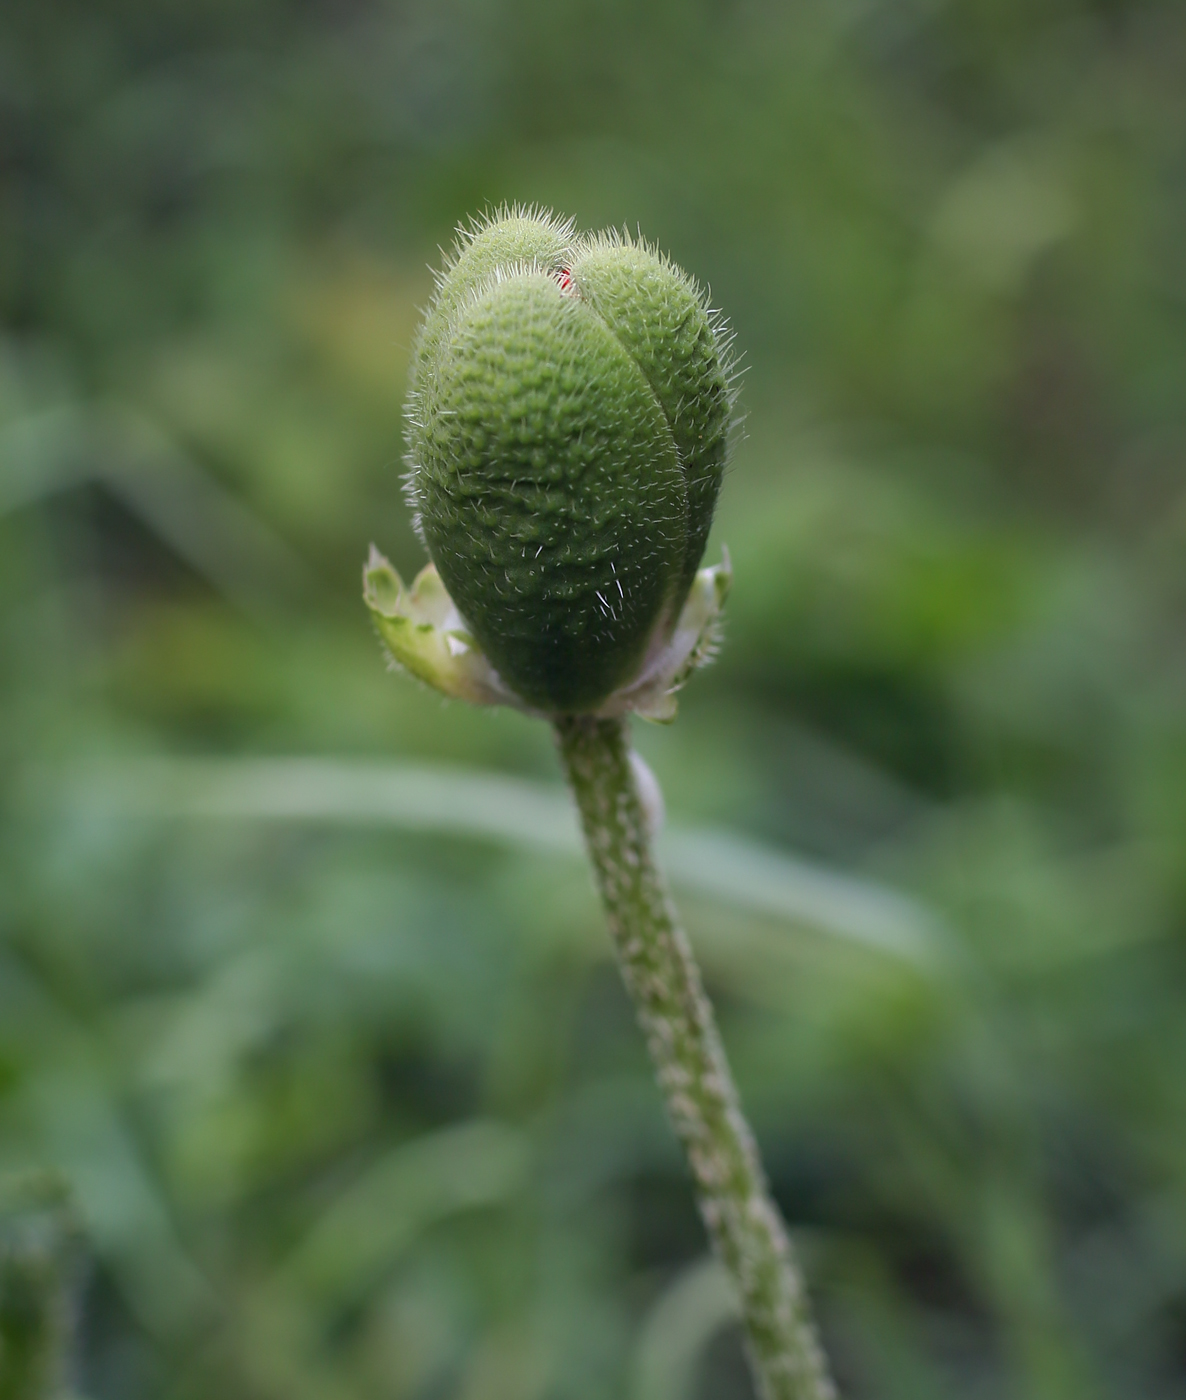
[
  {"left": 363, "top": 545, "right": 523, "bottom": 709},
  {"left": 363, "top": 544, "right": 730, "bottom": 722}
]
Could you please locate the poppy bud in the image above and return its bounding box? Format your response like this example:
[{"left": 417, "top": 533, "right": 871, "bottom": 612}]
[{"left": 365, "top": 207, "right": 736, "bottom": 718}]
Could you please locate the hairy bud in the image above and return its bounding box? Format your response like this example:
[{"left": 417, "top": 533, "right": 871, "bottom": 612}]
[{"left": 365, "top": 206, "right": 737, "bottom": 718}]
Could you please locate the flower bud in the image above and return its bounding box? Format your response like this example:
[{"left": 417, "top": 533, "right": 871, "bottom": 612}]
[{"left": 368, "top": 207, "right": 737, "bottom": 717}]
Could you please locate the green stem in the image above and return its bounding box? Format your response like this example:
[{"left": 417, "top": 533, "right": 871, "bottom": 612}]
[
  {"left": 554, "top": 715, "right": 836, "bottom": 1400},
  {"left": 0, "top": 1172, "right": 80, "bottom": 1400}
]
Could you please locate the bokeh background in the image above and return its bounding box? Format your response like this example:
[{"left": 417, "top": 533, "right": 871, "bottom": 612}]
[{"left": 2, "top": 1, "right": 1186, "bottom": 1396}]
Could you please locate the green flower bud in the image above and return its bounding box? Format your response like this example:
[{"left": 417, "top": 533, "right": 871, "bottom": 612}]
[{"left": 367, "top": 206, "right": 737, "bottom": 717}]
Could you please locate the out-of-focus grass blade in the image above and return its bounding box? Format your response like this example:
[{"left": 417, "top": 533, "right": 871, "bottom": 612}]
[
  {"left": 64, "top": 757, "right": 943, "bottom": 967},
  {"left": 99, "top": 755, "right": 582, "bottom": 852},
  {"left": 664, "top": 829, "right": 939, "bottom": 964},
  {"left": 280, "top": 1119, "right": 529, "bottom": 1306},
  {"left": 5, "top": 971, "right": 216, "bottom": 1345},
  {"left": 631, "top": 1256, "right": 739, "bottom": 1400},
  {"left": 0, "top": 403, "right": 312, "bottom": 618},
  {"left": 29, "top": 1070, "right": 217, "bottom": 1341}
]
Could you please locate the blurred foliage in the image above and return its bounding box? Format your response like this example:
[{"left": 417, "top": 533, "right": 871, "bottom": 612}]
[{"left": 1, "top": 0, "right": 1186, "bottom": 1397}]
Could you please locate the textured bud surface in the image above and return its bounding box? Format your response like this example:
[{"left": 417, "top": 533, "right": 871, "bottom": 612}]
[
  {"left": 411, "top": 209, "right": 575, "bottom": 401},
  {"left": 402, "top": 206, "right": 737, "bottom": 713},
  {"left": 571, "top": 237, "right": 732, "bottom": 602}
]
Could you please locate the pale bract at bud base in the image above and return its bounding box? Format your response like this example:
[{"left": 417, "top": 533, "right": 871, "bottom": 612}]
[{"left": 364, "top": 206, "right": 739, "bottom": 720}]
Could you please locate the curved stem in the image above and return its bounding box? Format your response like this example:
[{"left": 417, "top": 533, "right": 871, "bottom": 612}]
[{"left": 554, "top": 715, "right": 836, "bottom": 1400}]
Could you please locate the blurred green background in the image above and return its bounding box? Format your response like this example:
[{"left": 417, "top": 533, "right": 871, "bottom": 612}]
[{"left": 2, "top": 1, "right": 1185, "bottom": 1396}]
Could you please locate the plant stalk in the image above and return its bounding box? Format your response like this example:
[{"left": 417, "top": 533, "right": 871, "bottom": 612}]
[
  {"left": 0, "top": 1172, "right": 82, "bottom": 1400},
  {"left": 554, "top": 714, "right": 836, "bottom": 1400}
]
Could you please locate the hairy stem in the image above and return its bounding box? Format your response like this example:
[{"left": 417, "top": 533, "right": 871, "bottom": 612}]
[{"left": 554, "top": 715, "right": 835, "bottom": 1400}]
